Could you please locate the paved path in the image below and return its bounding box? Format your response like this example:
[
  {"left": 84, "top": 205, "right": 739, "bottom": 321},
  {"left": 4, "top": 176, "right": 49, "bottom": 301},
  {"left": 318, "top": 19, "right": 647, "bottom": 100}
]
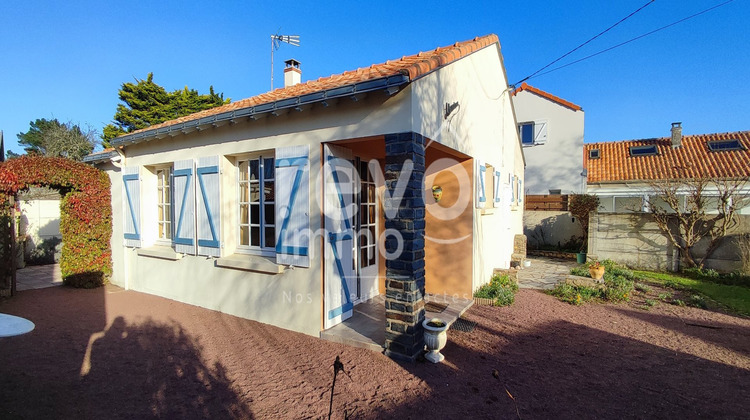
[
  {"left": 15, "top": 264, "right": 62, "bottom": 291},
  {"left": 516, "top": 257, "right": 577, "bottom": 290}
]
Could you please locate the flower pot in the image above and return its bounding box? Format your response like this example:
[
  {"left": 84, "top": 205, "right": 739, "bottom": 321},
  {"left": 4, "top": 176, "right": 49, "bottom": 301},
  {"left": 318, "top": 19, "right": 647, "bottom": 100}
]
[
  {"left": 576, "top": 252, "right": 587, "bottom": 264},
  {"left": 589, "top": 266, "right": 605, "bottom": 281},
  {"left": 423, "top": 318, "right": 448, "bottom": 363},
  {"left": 523, "top": 260, "right": 531, "bottom": 268}
]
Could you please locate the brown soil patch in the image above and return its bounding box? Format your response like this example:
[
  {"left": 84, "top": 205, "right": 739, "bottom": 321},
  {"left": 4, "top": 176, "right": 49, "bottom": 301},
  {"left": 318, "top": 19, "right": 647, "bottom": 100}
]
[{"left": 1, "top": 286, "right": 748, "bottom": 419}]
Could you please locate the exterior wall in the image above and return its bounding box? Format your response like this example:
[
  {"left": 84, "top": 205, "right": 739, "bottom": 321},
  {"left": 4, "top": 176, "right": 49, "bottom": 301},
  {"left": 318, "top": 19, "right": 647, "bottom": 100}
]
[
  {"left": 589, "top": 212, "right": 750, "bottom": 272},
  {"left": 18, "top": 199, "right": 62, "bottom": 263},
  {"left": 524, "top": 210, "right": 582, "bottom": 249},
  {"left": 105, "top": 92, "right": 413, "bottom": 337},
  {"left": 409, "top": 43, "right": 524, "bottom": 290},
  {"left": 424, "top": 158, "right": 473, "bottom": 297},
  {"left": 512, "top": 89, "right": 584, "bottom": 194}
]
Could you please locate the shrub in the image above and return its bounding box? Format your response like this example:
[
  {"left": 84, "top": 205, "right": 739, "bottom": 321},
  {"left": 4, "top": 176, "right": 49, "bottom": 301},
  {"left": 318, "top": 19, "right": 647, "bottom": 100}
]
[
  {"left": 474, "top": 274, "right": 518, "bottom": 306},
  {"left": 635, "top": 283, "right": 652, "bottom": 293},
  {"left": 556, "top": 259, "right": 635, "bottom": 305},
  {"left": 0, "top": 156, "right": 112, "bottom": 288},
  {"left": 689, "top": 294, "right": 708, "bottom": 309},
  {"left": 681, "top": 267, "right": 750, "bottom": 288}
]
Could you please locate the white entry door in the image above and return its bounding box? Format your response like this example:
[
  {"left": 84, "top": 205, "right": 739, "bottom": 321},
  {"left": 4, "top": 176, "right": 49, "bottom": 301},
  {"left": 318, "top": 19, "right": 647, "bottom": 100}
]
[{"left": 324, "top": 145, "right": 358, "bottom": 329}]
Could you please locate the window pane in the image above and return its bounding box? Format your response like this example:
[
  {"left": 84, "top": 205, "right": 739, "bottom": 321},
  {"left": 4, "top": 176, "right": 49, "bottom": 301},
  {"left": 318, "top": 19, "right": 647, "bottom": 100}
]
[
  {"left": 240, "top": 205, "right": 249, "bottom": 224},
  {"left": 369, "top": 226, "right": 376, "bottom": 244},
  {"left": 360, "top": 247, "right": 368, "bottom": 268},
  {"left": 264, "top": 181, "right": 275, "bottom": 202},
  {"left": 265, "top": 227, "right": 275, "bottom": 248},
  {"left": 368, "top": 245, "right": 376, "bottom": 265},
  {"left": 360, "top": 204, "right": 368, "bottom": 225},
  {"left": 265, "top": 204, "right": 275, "bottom": 225},
  {"left": 239, "top": 161, "right": 249, "bottom": 181},
  {"left": 250, "top": 204, "right": 260, "bottom": 224},
  {"left": 369, "top": 205, "right": 375, "bottom": 223},
  {"left": 264, "top": 158, "right": 275, "bottom": 180},
  {"left": 250, "top": 183, "right": 260, "bottom": 203},
  {"left": 368, "top": 184, "right": 375, "bottom": 202},
  {"left": 158, "top": 223, "right": 164, "bottom": 239},
  {"left": 240, "top": 226, "right": 249, "bottom": 246},
  {"left": 251, "top": 227, "right": 260, "bottom": 247},
  {"left": 521, "top": 123, "right": 534, "bottom": 144},
  {"left": 158, "top": 205, "right": 164, "bottom": 221},
  {"left": 239, "top": 183, "right": 249, "bottom": 202},
  {"left": 165, "top": 223, "right": 171, "bottom": 240},
  {"left": 250, "top": 160, "right": 259, "bottom": 181}
]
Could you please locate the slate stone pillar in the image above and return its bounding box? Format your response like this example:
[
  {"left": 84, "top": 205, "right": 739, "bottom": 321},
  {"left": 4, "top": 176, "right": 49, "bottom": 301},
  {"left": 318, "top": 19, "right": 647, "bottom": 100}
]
[{"left": 383, "top": 132, "right": 426, "bottom": 362}]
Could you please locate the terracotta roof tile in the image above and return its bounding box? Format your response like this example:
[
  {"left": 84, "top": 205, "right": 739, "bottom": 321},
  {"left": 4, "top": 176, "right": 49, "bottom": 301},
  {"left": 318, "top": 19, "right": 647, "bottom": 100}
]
[
  {"left": 585, "top": 131, "right": 750, "bottom": 183},
  {"left": 123, "top": 35, "right": 499, "bottom": 137},
  {"left": 512, "top": 82, "right": 582, "bottom": 111}
]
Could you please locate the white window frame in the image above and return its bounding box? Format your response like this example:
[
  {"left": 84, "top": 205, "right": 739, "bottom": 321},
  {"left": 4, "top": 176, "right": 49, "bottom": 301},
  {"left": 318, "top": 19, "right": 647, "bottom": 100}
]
[
  {"left": 155, "top": 165, "right": 173, "bottom": 245},
  {"left": 236, "top": 152, "right": 276, "bottom": 257}
]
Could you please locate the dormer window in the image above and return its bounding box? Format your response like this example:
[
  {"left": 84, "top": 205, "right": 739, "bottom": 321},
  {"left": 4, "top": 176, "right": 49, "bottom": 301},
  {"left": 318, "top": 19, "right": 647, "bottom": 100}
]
[
  {"left": 589, "top": 149, "right": 600, "bottom": 159},
  {"left": 707, "top": 139, "right": 743, "bottom": 152},
  {"left": 629, "top": 145, "right": 659, "bottom": 157}
]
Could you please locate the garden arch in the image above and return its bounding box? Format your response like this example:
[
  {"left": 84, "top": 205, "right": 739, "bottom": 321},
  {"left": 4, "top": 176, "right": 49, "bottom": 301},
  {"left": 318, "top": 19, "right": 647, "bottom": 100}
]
[{"left": 0, "top": 156, "right": 112, "bottom": 290}]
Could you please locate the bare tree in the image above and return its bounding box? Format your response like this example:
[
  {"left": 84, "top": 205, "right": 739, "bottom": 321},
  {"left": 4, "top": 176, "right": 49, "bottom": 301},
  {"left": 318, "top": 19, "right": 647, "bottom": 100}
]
[{"left": 646, "top": 178, "right": 749, "bottom": 268}]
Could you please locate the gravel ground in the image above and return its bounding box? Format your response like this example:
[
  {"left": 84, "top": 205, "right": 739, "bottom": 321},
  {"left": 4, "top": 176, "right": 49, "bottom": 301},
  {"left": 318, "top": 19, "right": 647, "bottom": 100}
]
[{"left": 1, "top": 285, "right": 748, "bottom": 419}]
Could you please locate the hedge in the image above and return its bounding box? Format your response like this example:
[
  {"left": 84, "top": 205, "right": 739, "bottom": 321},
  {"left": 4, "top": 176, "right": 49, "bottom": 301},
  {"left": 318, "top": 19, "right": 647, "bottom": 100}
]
[{"left": 0, "top": 156, "right": 112, "bottom": 288}]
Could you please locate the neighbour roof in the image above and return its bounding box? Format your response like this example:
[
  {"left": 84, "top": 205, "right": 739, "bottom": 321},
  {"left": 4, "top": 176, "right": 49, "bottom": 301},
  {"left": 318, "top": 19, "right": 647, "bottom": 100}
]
[
  {"left": 512, "top": 82, "right": 582, "bottom": 111},
  {"left": 82, "top": 148, "right": 117, "bottom": 163},
  {"left": 112, "top": 34, "right": 500, "bottom": 145},
  {"left": 585, "top": 130, "right": 750, "bottom": 183}
]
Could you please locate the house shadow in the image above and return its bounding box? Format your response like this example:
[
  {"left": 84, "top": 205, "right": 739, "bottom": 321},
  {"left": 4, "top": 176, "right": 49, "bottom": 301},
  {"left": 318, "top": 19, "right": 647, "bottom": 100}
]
[
  {"left": 365, "top": 315, "right": 749, "bottom": 419},
  {"left": 0, "top": 285, "right": 252, "bottom": 419}
]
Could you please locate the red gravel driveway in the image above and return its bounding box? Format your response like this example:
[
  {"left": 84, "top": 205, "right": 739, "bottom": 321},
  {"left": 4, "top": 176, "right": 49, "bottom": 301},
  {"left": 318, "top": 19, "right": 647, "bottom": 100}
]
[{"left": 1, "top": 285, "right": 748, "bottom": 419}]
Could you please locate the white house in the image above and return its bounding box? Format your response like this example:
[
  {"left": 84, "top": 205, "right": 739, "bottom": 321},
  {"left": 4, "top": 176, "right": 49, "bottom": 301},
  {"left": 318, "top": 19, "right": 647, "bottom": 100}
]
[
  {"left": 511, "top": 82, "right": 584, "bottom": 195},
  {"left": 585, "top": 125, "right": 750, "bottom": 270},
  {"left": 87, "top": 34, "right": 525, "bottom": 360}
]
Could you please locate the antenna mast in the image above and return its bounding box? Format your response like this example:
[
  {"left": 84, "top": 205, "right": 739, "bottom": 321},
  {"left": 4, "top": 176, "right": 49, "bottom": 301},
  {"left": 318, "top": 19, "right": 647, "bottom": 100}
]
[{"left": 271, "top": 33, "right": 300, "bottom": 90}]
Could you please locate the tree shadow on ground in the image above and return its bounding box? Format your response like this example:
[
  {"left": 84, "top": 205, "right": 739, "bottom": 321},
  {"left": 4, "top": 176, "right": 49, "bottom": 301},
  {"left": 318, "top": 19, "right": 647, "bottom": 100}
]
[
  {"left": 0, "top": 286, "right": 251, "bottom": 419},
  {"left": 366, "top": 311, "right": 750, "bottom": 419},
  {"left": 610, "top": 306, "right": 750, "bottom": 356}
]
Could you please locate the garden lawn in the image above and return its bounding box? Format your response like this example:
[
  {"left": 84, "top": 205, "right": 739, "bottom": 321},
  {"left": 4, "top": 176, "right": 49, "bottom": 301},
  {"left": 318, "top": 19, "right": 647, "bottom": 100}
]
[{"left": 634, "top": 270, "right": 750, "bottom": 316}]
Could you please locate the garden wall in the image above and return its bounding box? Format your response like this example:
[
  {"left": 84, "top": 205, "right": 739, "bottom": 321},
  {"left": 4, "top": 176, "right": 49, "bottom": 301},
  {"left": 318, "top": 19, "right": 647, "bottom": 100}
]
[
  {"left": 524, "top": 210, "right": 582, "bottom": 250},
  {"left": 588, "top": 212, "right": 750, "bottom": 272}
]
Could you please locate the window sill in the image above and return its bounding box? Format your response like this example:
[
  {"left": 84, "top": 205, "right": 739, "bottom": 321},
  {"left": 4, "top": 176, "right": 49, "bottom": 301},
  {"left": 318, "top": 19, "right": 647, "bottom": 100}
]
[
  {"left": 216, "top": 254, "right": 284, "bottom": 274},
  {"left": 137, "top": 246, "right": 182, "bottom": 261},
  {"left": 480, "top": 208, "right": 495, "bottom": 215}
]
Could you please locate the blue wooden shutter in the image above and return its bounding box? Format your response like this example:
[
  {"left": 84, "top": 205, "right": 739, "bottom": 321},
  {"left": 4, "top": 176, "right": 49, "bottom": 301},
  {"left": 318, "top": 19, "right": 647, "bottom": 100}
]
[
  {"left": 275, "top": 145, "right": 310, "bottom": 267},
  {"left": 518, "top": 178, "right": 524, "bottom": 203},
  {"left": 511, "top": 174, "right": 516, "bottom": 203},
  {"left": 173, "top": 159, "right": 196, "bottom": 255},
  {"left": 122, "top": 166, "right": 141, "bottom": 247},
  {"left": 196, "top": 156, "right": 221, "bottom": 257},
  {"left": 476, "top": 160, "right": 486, "bottom": 208},
  {"left": 493, "top": 170, "right": 501, "bottom": 208}
]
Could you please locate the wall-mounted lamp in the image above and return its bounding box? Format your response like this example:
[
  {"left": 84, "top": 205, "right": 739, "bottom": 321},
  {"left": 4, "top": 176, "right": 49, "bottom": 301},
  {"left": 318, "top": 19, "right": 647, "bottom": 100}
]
[
  {"left": 432, "top": 185, "right": 443, "bottom": 202},
  {"left": 444, "top": 101, "right": 459, "bottom": 120}
]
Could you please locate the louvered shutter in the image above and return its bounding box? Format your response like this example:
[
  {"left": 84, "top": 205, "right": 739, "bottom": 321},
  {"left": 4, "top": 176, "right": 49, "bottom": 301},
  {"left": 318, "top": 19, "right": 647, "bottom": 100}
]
[
  {"left": 534, "top": 121, "right": 548, "bottom": 144},
  {"left": 476, "top": 160, "right": 486, "bottom": 209},
  {"left": 493, "top": 170, "right": 501, "bottom": 208},
  {"left": 122, "top": 166, "right": 141, "bottom": 247},
  {"left": 173, "top": 159, "right": 196, "bottom": 255},
  {"left": 275, "top": 145, "right": 310, "bottom": 267},
  {"left": 196, "top": 156, "right": 221, "bottom": 257},
  {"left": 518, "top": 178, "right": 524, "bottom": 203},
  {"left": 511, "top": 174, "right": 516, "bottom": 203}
]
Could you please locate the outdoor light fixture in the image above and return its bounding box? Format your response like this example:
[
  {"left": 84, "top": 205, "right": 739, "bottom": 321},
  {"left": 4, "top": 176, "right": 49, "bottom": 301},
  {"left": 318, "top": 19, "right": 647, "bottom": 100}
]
[
  {"left": 432, "top": 185, "right": 443, "bottom": 202},
  {"left": 444, "top": 101, "right": 459, "bottom": 120}
]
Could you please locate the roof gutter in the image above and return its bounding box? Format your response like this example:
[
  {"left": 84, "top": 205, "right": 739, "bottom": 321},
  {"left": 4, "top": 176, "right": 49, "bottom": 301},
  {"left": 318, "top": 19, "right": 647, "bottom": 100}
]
[{"left": 110, "top": 74, "right": 410, "bottom": 147}]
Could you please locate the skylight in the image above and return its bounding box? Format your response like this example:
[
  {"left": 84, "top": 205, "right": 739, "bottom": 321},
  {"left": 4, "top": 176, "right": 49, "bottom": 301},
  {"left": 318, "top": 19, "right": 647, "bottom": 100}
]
[
  {"left": 629, "top": 145, "right": 659, "bottom": 157},
  {"left": 707, "top": 139, "right": 744, "bottom": 152},
  {"left": 589, "top": 149, "right": 600, "bottom": 159}
]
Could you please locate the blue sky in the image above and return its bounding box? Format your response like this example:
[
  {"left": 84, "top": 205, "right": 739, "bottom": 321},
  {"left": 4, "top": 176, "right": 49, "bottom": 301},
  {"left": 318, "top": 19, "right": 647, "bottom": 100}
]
[{"left": 1, "top": 0, "right": 748, "bottom": 155}]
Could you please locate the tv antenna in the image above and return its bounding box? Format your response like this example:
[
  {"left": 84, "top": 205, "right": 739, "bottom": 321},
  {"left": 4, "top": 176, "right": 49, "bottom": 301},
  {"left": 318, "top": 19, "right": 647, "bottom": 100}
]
[{"left": 271, "top": 32, "right": 300, "bottom": 90}]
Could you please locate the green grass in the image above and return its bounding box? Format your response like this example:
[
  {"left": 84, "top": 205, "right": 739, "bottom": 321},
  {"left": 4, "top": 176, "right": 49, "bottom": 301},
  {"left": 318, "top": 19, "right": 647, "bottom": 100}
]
[
  {"left": 474, "top": 274, "right": 518, "bottom": 306},
  {"left": 634, "top": 270, "right": 750, "bottom": 316}
]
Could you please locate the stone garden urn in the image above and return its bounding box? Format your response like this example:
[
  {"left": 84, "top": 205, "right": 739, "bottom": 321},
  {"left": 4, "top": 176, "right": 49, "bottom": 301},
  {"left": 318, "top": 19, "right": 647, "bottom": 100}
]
[{"left": 423, "top": 318, "right": 448, "bottom": 363}]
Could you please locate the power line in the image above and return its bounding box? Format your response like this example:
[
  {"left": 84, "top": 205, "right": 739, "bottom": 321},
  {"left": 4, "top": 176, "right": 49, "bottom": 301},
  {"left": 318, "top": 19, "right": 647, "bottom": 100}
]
[
  {"left": 529, "top": 0, "right": 736, "bottom": 80},
  {"left": 514, "top": 0, "right": 655, "bottom": 86}
]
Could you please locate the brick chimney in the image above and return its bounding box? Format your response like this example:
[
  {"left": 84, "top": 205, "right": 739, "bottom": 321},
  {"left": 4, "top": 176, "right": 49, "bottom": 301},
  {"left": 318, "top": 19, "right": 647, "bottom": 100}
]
[
  {"left": 284, "top": 59, "right": 301, "bottom": 87},
  {"left": 671, "top": 122, "right": 682, "bottom": 148}
]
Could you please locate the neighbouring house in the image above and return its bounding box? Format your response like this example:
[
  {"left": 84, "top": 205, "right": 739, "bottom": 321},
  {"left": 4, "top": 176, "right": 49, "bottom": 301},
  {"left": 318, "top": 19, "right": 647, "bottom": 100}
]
[
  {"left": 584, "top": 125, "right": 750, "bottom": 271},
  {"left": 512, "top": 83, "right": 585, "bottom": 250},
  {"left": 86, "top": 34, "right": 525, "bottom": 361}
]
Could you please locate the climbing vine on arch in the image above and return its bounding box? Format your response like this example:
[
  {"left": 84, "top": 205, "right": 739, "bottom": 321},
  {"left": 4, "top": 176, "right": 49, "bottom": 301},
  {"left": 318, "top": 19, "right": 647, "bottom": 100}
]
[{"left": 0, "top": 156, "right": 112, "bottom": 288}]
